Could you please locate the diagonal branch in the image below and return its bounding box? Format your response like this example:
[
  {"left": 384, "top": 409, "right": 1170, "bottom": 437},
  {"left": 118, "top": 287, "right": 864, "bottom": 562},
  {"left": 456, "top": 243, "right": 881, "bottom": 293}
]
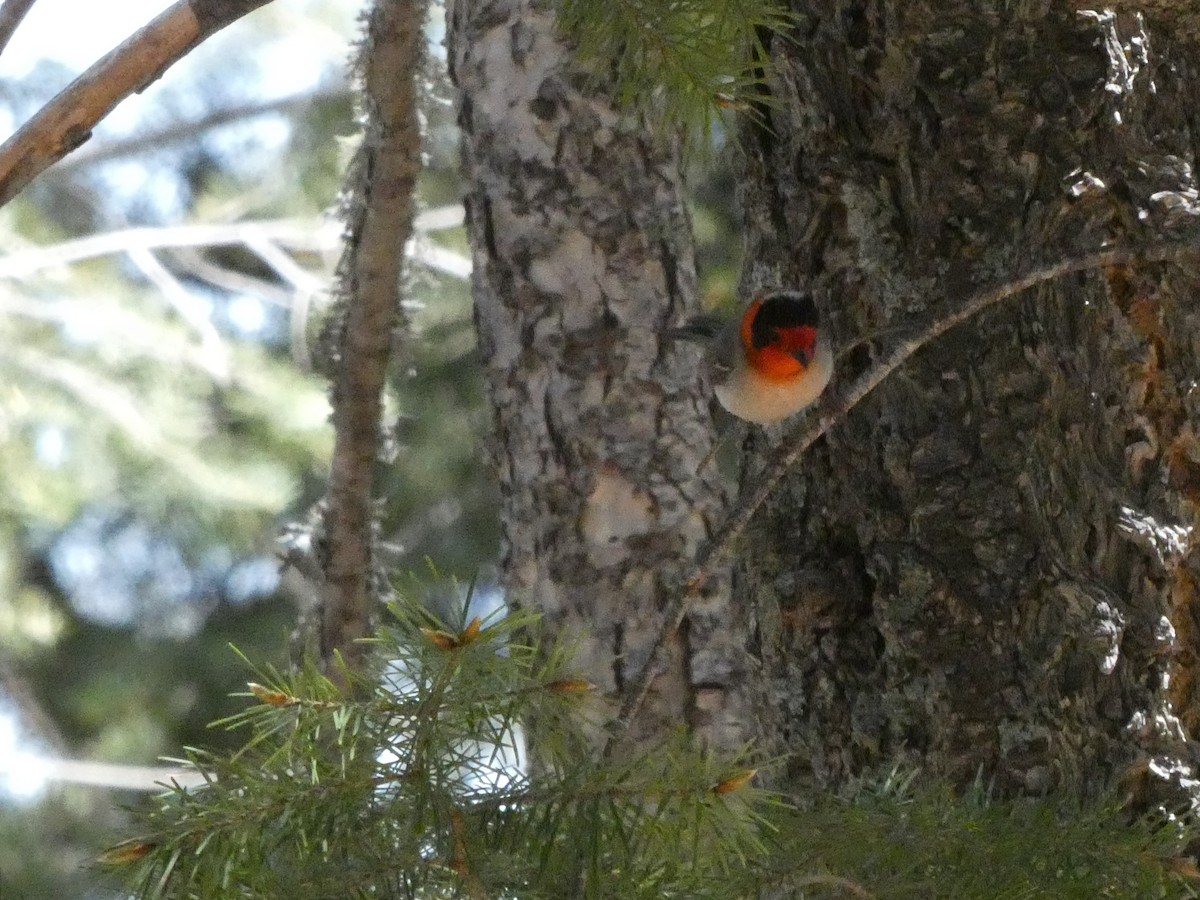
[
  {"left": 0, "top": 0, "right": 37, "bottom": 57},
  {"left": 0, "top": 0, "right": 275, "bottom": 208},
  {"left": 52, "top": 86, "right": 352, "bottom": 175},
  {"left": 608, "top": 239, "right": 1200, "bottom": 743}
]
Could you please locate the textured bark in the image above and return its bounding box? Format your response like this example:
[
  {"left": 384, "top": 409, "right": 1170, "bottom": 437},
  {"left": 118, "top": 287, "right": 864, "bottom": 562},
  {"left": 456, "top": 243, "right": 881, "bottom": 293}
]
[
  {"left": 319, "top": 0, "right": 424, "bottom": 678},
  {"left": 448, "top": 0, "right": 745, "bottom": 752},
  {"left": 740, "top": 5, "right": 1200, "bottom": 799}
]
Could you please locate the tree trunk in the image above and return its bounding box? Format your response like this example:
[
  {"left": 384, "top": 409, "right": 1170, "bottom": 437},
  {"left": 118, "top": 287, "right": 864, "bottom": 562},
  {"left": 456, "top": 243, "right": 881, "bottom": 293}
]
[
  {"left": 741, "top": 5, "right": 1200, "bottom": 799},
  {"left": 448, "top": 0, "right": 750, "bottom": 753}
]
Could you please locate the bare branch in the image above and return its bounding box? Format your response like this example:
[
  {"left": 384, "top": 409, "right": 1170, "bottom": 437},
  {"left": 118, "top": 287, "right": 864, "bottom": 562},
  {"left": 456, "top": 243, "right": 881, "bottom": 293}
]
[
  {"left": 52, "top": 86, "right": 352, "bottom": 175},
  {"left": 609, "top": 240, "right": 1200, "bottom": 741},
  {"left": 0, "top": 0, "right": 37, "bottom": 57},
  {"left": 242, "top": 233, "right": 327, "bottom": 295},
  {"left": 125, "top": 245, "right": 230, "bottom": 380},
  {"left": 0, "top": 219, "right": 336, "bottom": 278},
  {"left": 19, "top": 756, "right": 206, "bottom": 792},
  {"left": 319, "top": 0, "right": 427, "bottom": 680},
  {"left": 169, "top": 246, "right": 300, "bottom": 308},
  {"left": 0, "top": 0, "right": 276, "bottom": 208},
  {"left": 0, "top": 215, "right": 470, "bottom": 281}
]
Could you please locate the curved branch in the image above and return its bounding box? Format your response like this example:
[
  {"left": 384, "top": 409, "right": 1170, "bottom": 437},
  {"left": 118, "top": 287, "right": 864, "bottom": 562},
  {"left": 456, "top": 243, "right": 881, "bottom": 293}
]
[
  {"left": 0, "top": 0, "right": 275, "bottom": 207},
  {"left": 0, "top": 214, "right": 469, "bottom": 281},
  {"left": 609, "top": 240, "right": 1200, "bottom": 743}
]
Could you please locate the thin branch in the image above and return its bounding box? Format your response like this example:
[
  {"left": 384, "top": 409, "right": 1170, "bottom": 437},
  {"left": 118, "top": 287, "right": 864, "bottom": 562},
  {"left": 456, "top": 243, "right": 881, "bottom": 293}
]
[
  {"left": 126, "top": 245, "right": 230, "bottom": 381},
  {"left": 609, "top": 240, "right": 1200, "bottom": 741},
  {"left": 242, "top": 233, "right": 328, "bottom": 295},
  {"left": 0, "top": 0, "right": 276, "bottom": 208},
  {"left": 319, "top": 0, "right": 427, "bottom": 680},
  {"left": 0, "top": 214, "right": 471, "bottom": 281},
  {"left": 52, "top": 86, "right": 352, "bottom": 175},
  {"left": 0, "top": 0, "right": 37, "bottom": 57},
  {"left": 0, "top": 219, "right": 337, "bottom": 278},
  {"left": 16, "top": 756, "right": 206, "bottom": 792},
  {"left": 168, "top": 246, "right": 299, "bottom": 308},
  {"left": 409, "top": 234, "right": 473, "bottom": 279}
]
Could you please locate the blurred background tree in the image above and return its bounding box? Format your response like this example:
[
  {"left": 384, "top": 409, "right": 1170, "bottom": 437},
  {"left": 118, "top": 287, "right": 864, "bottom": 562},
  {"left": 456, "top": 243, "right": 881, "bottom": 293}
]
[{"left": 0, "top": 1, "right": 743, "bottom": 893}]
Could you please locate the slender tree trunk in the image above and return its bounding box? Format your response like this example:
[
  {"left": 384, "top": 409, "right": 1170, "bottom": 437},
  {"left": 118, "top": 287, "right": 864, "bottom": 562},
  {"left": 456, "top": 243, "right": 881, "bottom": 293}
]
[
  {"left": 319, "top": 0, "right": 425, "bottom": 679},
  {"left": 448, "top": 0, "right": 749, "bottom": 753},
  {"left": 739, "top": 5, "right": 1200, "bottom": 799}
]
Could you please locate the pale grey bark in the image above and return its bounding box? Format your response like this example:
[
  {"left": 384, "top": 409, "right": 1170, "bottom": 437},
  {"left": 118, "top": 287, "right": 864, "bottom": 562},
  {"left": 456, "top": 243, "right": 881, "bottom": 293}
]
[
  {"left": 740, "top": 5, "right": 1200, "bottom": 800},
  {"left": 448, "top": 0, "right": 748, "bottom": 753}
]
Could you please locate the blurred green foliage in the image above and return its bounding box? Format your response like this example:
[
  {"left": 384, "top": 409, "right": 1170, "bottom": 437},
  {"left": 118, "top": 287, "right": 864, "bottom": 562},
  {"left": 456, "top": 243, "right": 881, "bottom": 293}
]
[
  {"left": 0, "top": 2, "right": 500, "bottom": 896},
  {"left": 113, "top": 603, "right": 1200, "bottom": 900},
  {"left": 122, "top": 601, "right": 778, "bottom": 899},
  {"left": 762, "top": 774, "right": 1200, "bottom": 899},
  {"left": 0, "top": 1, "right": 747, "bottom": 895}
]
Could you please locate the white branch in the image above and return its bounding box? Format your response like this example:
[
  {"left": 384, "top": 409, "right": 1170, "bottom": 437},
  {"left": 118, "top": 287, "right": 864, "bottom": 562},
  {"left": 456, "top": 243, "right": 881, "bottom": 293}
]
[
  {"left": 242, "top": 233, "right": 327, "bottom": 294},
  {"left": 126, "top": 245, "right": 229, "bottom": 382},
  {"left": 6, "top": 754, "right": 206, "bottom": 792},
  {"left": 0, "top": 211, "right": 472, "bottom": 282},
  {"left": 0, "top": 219, "right": 339, "bottom": 279}
]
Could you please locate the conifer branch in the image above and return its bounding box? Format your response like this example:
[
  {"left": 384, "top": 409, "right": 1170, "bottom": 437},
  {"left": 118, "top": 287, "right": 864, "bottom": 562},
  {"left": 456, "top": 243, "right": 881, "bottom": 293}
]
[
  {"left": 121, "top": 605, "right": 775, "bottom": 896},
  {"left": 117, "top": 605, "right": 1192, "bottom": 896},
  {"left": 0, "top": 0, "right": 276, "bottom": 207},
  {"left": 610, "top": 239, "right": 1200, "bottom": 741}
]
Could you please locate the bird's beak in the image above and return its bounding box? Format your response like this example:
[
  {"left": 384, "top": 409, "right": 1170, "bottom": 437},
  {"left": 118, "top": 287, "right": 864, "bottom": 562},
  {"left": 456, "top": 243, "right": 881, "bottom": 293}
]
[{"left": 791, "top": 346, "right": 815, "bottom": 366}]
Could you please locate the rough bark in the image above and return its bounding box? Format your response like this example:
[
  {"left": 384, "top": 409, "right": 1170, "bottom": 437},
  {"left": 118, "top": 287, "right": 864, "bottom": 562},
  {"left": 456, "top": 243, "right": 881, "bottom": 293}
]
[
  {"left": 0, "top": 0, "right": 276, "bottom": 207},
  {"left": 740, "top": 5, "right": 1200, "bottom": 799},
  {"left": 448, "top": 0, "right": 746, "bottom": 753},
  {"left": 319, "top": 0, "right": 424, "bottom": 679}
]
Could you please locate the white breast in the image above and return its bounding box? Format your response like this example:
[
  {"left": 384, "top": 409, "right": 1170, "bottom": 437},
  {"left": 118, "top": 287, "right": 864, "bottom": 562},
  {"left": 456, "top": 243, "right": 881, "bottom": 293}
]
[{"left": 713, "top": 337, "right": 833, "bottom": 424}]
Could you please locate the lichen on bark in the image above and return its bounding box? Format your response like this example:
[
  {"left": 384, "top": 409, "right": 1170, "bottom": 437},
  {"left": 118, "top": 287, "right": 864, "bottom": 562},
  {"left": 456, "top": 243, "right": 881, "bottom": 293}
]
[
  {"left": 739, "top": 4, "right": 1200, "bottom": 800},
  {"left": 449, "top": 0, "right": 752, "bottom": 754}
]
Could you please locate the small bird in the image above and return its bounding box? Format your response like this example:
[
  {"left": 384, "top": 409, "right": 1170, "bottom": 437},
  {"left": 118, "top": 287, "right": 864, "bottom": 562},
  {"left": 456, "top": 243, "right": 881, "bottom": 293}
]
[{"left": 669, "top": 290, "right": 833, "bottom": 424}]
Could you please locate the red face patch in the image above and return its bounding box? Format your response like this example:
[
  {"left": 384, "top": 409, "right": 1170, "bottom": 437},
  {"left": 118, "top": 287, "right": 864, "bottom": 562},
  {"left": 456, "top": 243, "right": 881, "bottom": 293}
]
[{"left": 740, "top": 300, "right": 818, "bottom": 381}]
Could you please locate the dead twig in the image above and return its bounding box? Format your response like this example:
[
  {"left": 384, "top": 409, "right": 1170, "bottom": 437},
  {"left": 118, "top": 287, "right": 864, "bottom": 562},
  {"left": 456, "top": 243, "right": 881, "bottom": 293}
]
[
  {"left": 609, "top": 240, "right": 1199, "bottom": 743},
  {"left": 0, "top": 0, "right": 275, "bottom": 208}
]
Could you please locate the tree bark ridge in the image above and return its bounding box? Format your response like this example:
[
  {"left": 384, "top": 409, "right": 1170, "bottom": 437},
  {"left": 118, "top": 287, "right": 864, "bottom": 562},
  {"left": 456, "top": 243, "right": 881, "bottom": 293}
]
[
  {"left": 450, "top": 0, "right": 748, "bottom": 754},
  {"left": 740, "top": 4, "right": 1200, "bottom": 799}
]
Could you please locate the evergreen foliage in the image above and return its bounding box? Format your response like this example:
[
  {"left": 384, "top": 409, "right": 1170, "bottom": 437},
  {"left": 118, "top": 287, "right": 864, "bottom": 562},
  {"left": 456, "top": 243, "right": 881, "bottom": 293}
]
[
  {"left": 113, "top": 600, "right": 1200, "bottom": 899},
  {"left": 762, "top": 774, "right": 1200, "bottom": 899},
  {"left": 117, "top": 600, "right": 774, "bottom": 898},
  {"left": 559, "top": 0, "right": 792, "bottom": 133}
]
